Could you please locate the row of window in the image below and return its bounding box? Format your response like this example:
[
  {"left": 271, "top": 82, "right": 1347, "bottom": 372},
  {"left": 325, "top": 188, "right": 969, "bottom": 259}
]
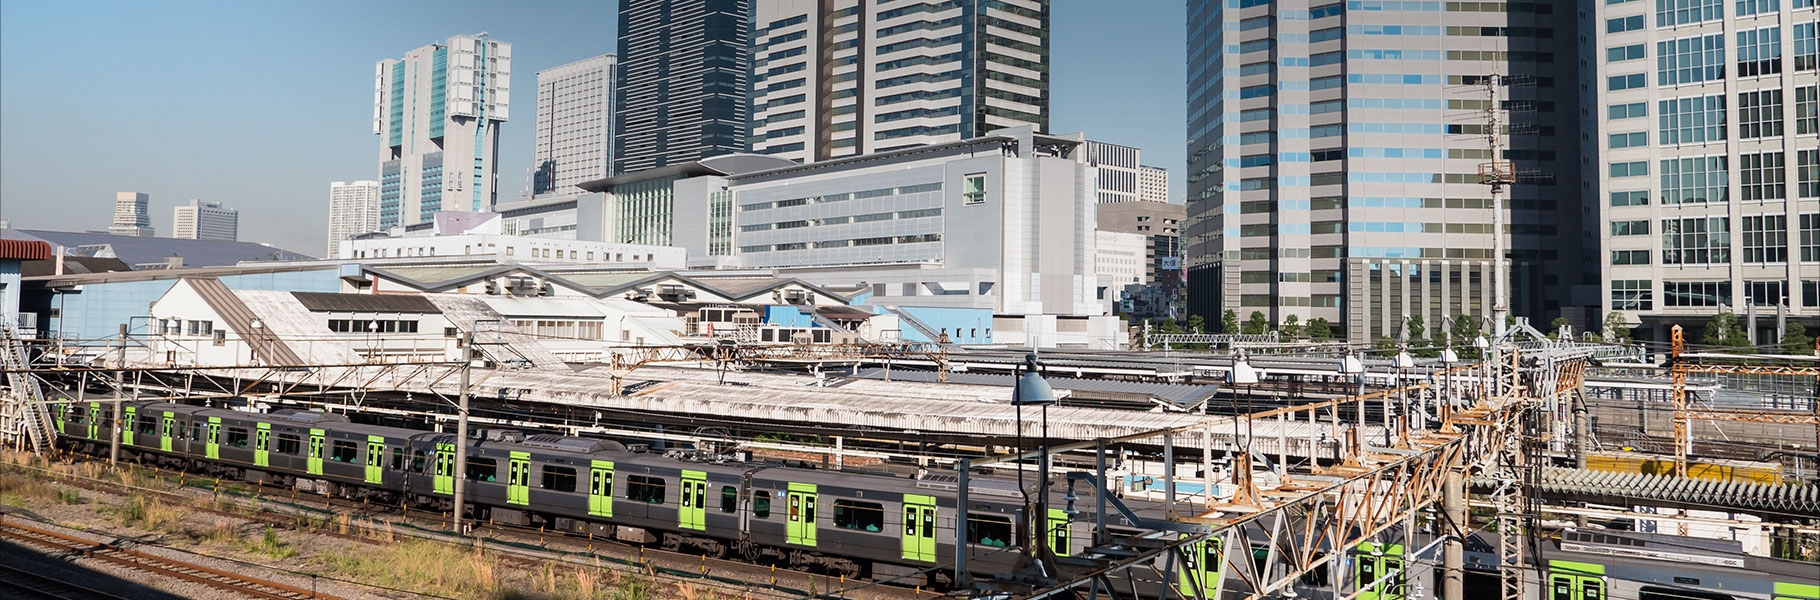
[
  {"left": 739, "top": 182, "right": 943, "bottom": 212},
  {"left": 1608, "top": 149, "right": 1820, "bottom": 204},
  {"left": 1611, "top": 280, "right": 1820, "bottom": 311}
]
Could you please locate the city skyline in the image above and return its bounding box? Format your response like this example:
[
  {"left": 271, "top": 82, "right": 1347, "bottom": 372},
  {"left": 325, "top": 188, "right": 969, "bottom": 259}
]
[{"left": 0, "top": 1, "right": 1186, "bottom": 256}]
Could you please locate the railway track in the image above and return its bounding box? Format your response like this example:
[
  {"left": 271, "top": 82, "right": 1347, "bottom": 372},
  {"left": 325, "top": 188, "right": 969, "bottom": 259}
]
[
  {"left": 0, "top": 563, "right": 132, "bottom": 600},
  {"left": 0, "top": 518, "right": 337, "bottom": 600}
]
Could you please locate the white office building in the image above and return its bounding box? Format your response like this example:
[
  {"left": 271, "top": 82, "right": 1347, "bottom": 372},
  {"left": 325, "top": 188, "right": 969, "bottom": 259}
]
[
  {"left": 327, "top": 181, "right": 382, "bottom": 258},
  {"left": 534, "top": 54, "right": 616, "bottom": 196},
  {"left": 1140, "top": 165, "right": 1169, "bottom": 203},
  {"left": 109, "top": 192, "right": 153, "bottom": 237},
  {"left": 374, "top": 33, "right": 511, "bottom": 230},
  {"left": 748, "top": 0, "right": 1049, "bottom": 163},
  {"left": 172, "top": 199, "right": 238, "bottom": 242},
  {"left": 1592, "top": 0, "right": 1819, "bottom": 339},
  {"left": 1086, "top": 141, "right": 1142, "bottom": 204}
]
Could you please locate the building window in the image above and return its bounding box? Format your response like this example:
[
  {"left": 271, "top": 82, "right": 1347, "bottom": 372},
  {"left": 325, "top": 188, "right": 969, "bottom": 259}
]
[
  {"left": 963, "top": 173, "right": 986, "bottom": 205},
  {"left": 1611, "top": 190, "right": 1651, "bottom": 206},
  {"left": 1739, "top": 152, "right": 1787, "bottom": 200},
  {"left": 1745, "top": 281, "right": 1788, "bottom": 306},
  {"left": 1739, "top": 90, "right": 1784, "bottom": 139},
  {"left": 1656, "top": 34, "right": 1725, "bottom": 86},
  {"left": 1736, "top": 0, "right": 1778, "bottom": 13},
  {"left": 1612, "top": 250, "right": 1651, "bottom": 265},
  {"left": 1607, "top": 15, "right": 1646, "bottom": 33},
  {"left": 1737, "top": 27, "right": 1782, "bottom": 77},
  {"left": 1798, "top": 86, "right": 1818, "bottom": 135},
  {"left": 1661, "top": 216, "right": 1730, "bottom": 265},
  {"left": 1741, "top": 214, "right": 1788, "bottom": 263},
  {"left": 1612, "top": 219, "right": 1651, "bottom": 236},
  {"left": 1664, "top": 281, "right": 1732, "bottom": 307},
  {"left": 1656, "top": 0, "right": 1722, "bottom": 26},
  {"left": 1658, "top": 95, "right": 1726, "bottom": 144},
  {"left": 1612, "top": 279, "right": 1653, "bottom": 311},
  {"left": 1800, "top": 213, "right": 1820, "bottom": 261},
  {"left": 1611, "top": 161, "right": 1649, "bottom": 177},
  {"left": 1801, "top": 150, "right": 1820, "bottom": 198},
  {"left": 1796, "top": 22, "right": 1817, "bottom": 71},
  {"left": 1610, "top": 131, "right": 1648, "bottom": 148},
  {"left": 1609, "top": 73, "right": 1647, "bottom": 91},
  {"left": 1610, "top": 102, "right": 1648, "bottom": 120},
  {"left": 1608, "top": 43, "right": 1647, "bottom": 62},
  {"left": 1659, "top": 155, "right": 1728, "bottom": 204}
]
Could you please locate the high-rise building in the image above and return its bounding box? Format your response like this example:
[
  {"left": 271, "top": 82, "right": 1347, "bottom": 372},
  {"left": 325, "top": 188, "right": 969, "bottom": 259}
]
[
  {"left": 172, "top": 199, "right": 238, "bottom": 241},
  {"left": 1086, "top": 141, "right": 1142, "bottom": 203},
  {"left": 534, "top": 54, "right": 617, "bottom": 196},
  {"left": 1099, "top": 200, "right": 1185, "bottom": 287},
  {"left": 615, "top": 0, "right": 751, "bottom": 175},
  {"left": 748, "top": 0, "right": 1050, "bottom": 163},
  {"left": 1592, "top": 0, "right": 1819, "bottom": 341},
  {"left": 327, "top": 181, "right": 382, "bottom": 258},
  {"left": 374, "top": 33, "right": 512, "bottom": 230},
  {"left": 1139, "top": 165, "right": 1169, "bottom": 203},
  {"left": 1183, "top": 1, "right": 1586, "bottom": 342},
  {"left": 108, "top": 192, "right": 154, "bottom": 237}
]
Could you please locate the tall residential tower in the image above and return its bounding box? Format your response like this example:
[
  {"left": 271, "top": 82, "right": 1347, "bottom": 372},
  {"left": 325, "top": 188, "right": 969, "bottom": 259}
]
[
  {"left": 327, "top": 181, "right": 382, "bottom": 258},
  {"left": 748, "top": 0, "right": 1050, "bottom": 163},
  {"left": 534, "top": 54, "right": 617, "bottom": 196},
  {"left": 1592, "top": 0, "right": 1818, "bottom": 340},
  {"left": 374, "top": 33, "right": 512, "bottom": 229},
  {"left": 1183, "top": 0, "right": 1586, "bottom": 342},
  {"left": 615, "top": 0, "right": 752, "bottom": 174}
]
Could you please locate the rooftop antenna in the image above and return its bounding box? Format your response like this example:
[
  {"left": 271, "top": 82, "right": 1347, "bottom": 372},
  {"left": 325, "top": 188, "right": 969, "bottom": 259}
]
[{"left": 1479, "top": 72, "right": 1515, "bottom": 339}]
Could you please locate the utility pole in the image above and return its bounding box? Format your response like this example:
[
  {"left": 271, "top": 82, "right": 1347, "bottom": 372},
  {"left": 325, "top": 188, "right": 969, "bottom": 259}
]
[
  {"left": 1482, "top": 73, "right": 1515, "bottom": 340},
  {"left": 110, "top": 323, "right": 125, "bottom": 465},
  {"left": 1443, "top": 456, "right": 1465, "bottom": 600},
  {"left": 453, "top": 332, "right": 472, "bottom": 533}
]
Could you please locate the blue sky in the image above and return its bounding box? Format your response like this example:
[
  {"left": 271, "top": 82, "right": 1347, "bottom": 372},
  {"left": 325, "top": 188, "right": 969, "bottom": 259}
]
[{"left": 0, "top": 1, "right": 1185, "bottom": 256}]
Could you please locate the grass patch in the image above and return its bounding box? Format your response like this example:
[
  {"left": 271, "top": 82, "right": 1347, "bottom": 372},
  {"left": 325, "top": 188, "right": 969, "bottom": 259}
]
[
  {"left": 237, "top": 526, "right": 297, "bottom": 561},
  {"left": 310, "top": 539, "right": 672, "bottom": 600},
  {"left": 118, "top": 496, "right": 183, "bottom": 530}
]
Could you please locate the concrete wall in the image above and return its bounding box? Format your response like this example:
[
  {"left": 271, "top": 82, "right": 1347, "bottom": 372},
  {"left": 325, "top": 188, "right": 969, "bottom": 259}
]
[{"left": 46, "top": 269, "right": 341, "bottom": 343}]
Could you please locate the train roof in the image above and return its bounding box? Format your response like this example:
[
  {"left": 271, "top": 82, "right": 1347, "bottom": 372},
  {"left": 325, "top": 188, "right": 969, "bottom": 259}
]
[{"left": 1552, "top": 528, "right": 1820, "bottom": 580}]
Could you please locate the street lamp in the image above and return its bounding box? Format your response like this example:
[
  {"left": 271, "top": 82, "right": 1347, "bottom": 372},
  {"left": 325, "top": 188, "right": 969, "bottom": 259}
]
[{"left": 1011, "top": 353, "right": 1056, "bottom": 564}]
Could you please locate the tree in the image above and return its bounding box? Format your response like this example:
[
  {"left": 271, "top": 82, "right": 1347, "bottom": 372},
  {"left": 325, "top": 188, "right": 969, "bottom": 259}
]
[
  {"left": 1243, "top": 311, "right": 1270, "bottom": 335},
  {"left": 1602, "top": 311, "right": 1633, "bottom": 343},
  {"left": 1548, "top": 317, "right": 1571, "bottom": 340},
  {"left": 1161, "top": 317, "right": 1183, "bottom": 335},
  {"left": 1451, "top": 316, "right": 1484, "bottom": 360},
  {"left": 1782, "top": 322, "right": 1814, "bottom": 355},
  {"left": 1405, "top": 316, "right": 1426, "bottom": 343},
  {"left": 1373, "top": 336, "right": 1399, "bottom": 354},
  {"left": 1187, "top": 314, "right": 1207, "bottom": 335},
  {"left": 1280, "top": 314, "right": 1302, "bottom": 340},
  {"left": 1306, "top": 317, "right": 1334, "bottom": 341},
  {"left": 1221, "top": 310, "right": 1240, "bottom": 335},
  {"left": 1698, "top": 311, "right": 1750, "bottom": 349}
]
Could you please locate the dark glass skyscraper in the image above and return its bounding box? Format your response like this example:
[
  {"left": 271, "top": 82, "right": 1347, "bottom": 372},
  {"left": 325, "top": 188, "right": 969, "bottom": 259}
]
[{"left": 614, "top": 0, "right": 753, "bottom": 175}]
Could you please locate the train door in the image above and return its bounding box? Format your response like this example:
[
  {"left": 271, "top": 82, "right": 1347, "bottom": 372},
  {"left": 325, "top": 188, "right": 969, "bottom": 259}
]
[
  {"left": 88, "top": 401, "right": 102, "bottom": 440},
  {"left": 1047, "top": 507, "right": 1071, "bottom": 556},
  {"left": 1548, "top": 561, "right": 1606, "bottom": 600},
  {"left": 53, "top": 399, "right": 67, "bottom": 434},
  {"left": 901, "top": 494, "right": 936, "bottom": 562},
  {"left": 589, "top": 460, "right": 614, "bottom": 517},
  {"left": 122, "top": 406, "right": 136, "bottom": 446},
  {"left": 1774, "top": 583, "right": 1820, "bottom": 600},
  {"left": 786, "top": 482, "right": 818, "bottom": 547},
  {"left": 365, "top": 436, "right": 385, "bottom": 484},
  {"left": 254, "top": 423, "right": 270, "bottom": 467},
  {"left": 1356, "top": 542, "right": 1406, "bottom": 600},
  {"left": 507, "top": 451, "right": 530, "bottom": 506},
  {"left": 160, "top": 413, "right": 175, "bottom": 452},
  {"left": 433, "top": 442, "right": 454, "bottom": 494},
  {"left": 307, "top": 429, "right": 325, "bottom": 475},
  {"left": 1178, "top": 535, "right": 1225, "bottom": 598},
  {"left": 205, "top": 417, "right": 221, "bottom": 460},
  {"left": 679, "top": 470, "right": 707, "bottom": 531}
]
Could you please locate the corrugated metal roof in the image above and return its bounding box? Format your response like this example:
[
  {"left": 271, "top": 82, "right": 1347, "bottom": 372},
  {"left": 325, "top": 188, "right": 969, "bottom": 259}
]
[
  {"left": 424, "top": 295, "right": 570, "bottom": 371},
  {"left": 292, "top": 292, "right": 440, "bottom": 314},
  {"left": 367, "top": 264, "right": 521, "bottom": 288},
  {"left": 235, "top": 291, "right": 364, "bottom": 364},
  {"left": 185, "top": 278, "right": 305, "bottom": 366},
  {"left": 6, "top": 229, "right": 313, "bottom": 266},
  {"left": 849, "top": 368, "right": 1221, "bottom": 409},
  {"left": 0, "top": 239, "right": 52, "bottom": 260}
]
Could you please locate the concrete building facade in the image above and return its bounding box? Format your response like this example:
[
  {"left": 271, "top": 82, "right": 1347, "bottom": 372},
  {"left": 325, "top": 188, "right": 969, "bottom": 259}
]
[
  {"left": 1139, "top": 165, "right": 1170, "bottom": 203},
  {"left": 534, "top": 54, "right": 617, "bottom": 196},
  {"left": 1095, "top": 230, "right": 1146, "bottom": 313},
  {"left": 1591, "top": 0, "right": 1820, "bottom": 339},
  {"left": 615, "top": 0, "right": 752, "bottom": 174},
  {"left": 172, "top": 199, "right": 238, "bottom": 242},
  {"left": 327, "top": 181, "right": 382, "bottom": 258},
  {"left": 374, "top": 33, "right": 512, "bottom": 230},
  {"left": 1086, "top": 141, "right": 1142, "bottom": 204},
  {"left": 747, "top": 0, "right": 1049, "bottom": 163},
  {"left": 109, "top": 192, "right": 153, "bottom": 237},
  {"left": 1183, "top": 0, "right": 1586, "bottom": 342},
  {"left": 1097, "top": 200, "right": 1184, "bottom": 286}
]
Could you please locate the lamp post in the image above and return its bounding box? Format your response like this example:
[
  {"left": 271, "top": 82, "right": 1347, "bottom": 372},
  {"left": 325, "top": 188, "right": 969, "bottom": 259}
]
[
  {"left": 1439, "top": 334, "right": 1460, "bottom": 431},
  {"left": 1392, "top": 348, "right": 1415, "bottom": 448},
  {"left": 1011, "top": 353, "right": 1056, "bottom": 568},
  {"left": 1472, "top": 335, "right": 1491, "bottom": 401}
]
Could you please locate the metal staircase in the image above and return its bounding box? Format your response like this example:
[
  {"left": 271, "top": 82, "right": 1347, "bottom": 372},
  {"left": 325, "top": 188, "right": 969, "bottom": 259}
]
[
  {"left": 886, "top": 306, "right": 947, "bottom": 344},
  {"left": 0, "top": 325, "right": 56, "bottom": 455}
]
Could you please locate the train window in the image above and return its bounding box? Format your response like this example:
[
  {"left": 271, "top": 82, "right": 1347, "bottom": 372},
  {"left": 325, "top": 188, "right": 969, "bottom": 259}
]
[
  {"left": 721, "top": 486, "right": 737, "bottom": 513},
  {"left": 192, "top": 422, "right": 205, "bottom": 442},
  {"left": 967, "top": 514, "right": 1014, "bottom": 547},
  {"left": 68, "top": 405, "right": 86, "bottom": 424},
  {"left": 226, "top": 428, "right": 249, "bottom": 448},
  {"left": 1582, "top": 580, "right": 1602, "bottom": 600},
  {"left": 833, "top": 500, "right": 885, "bottom": 532},
  {"left": 389, "top": 448, "right": 404, "bottom": 471},
  {"left": 626, "top": 475, "right": 665, "bottom": 504},
  {"left": 330, "top": 440, "right": 359, "bottom": 462},
  {"left": 466, "top": 457, "right": 498, "bottom": 481},
  {"left": 137, "top": 416, "right": 157, "bottom": 435},
  {"left": 1640, "top": 587, "right": 1733, "bottom": 600},
  {"left": 753, "top": 491, "right": 772, "bottom": 518},
  {"left": 542, "top": 465, "right": 577, "bottom": 492},
  {"left": 276, "top": 434, "right": 301, "bottom": 455},
  {"left": 410, "top": 449, "right": 426, "bottom": 472}
]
